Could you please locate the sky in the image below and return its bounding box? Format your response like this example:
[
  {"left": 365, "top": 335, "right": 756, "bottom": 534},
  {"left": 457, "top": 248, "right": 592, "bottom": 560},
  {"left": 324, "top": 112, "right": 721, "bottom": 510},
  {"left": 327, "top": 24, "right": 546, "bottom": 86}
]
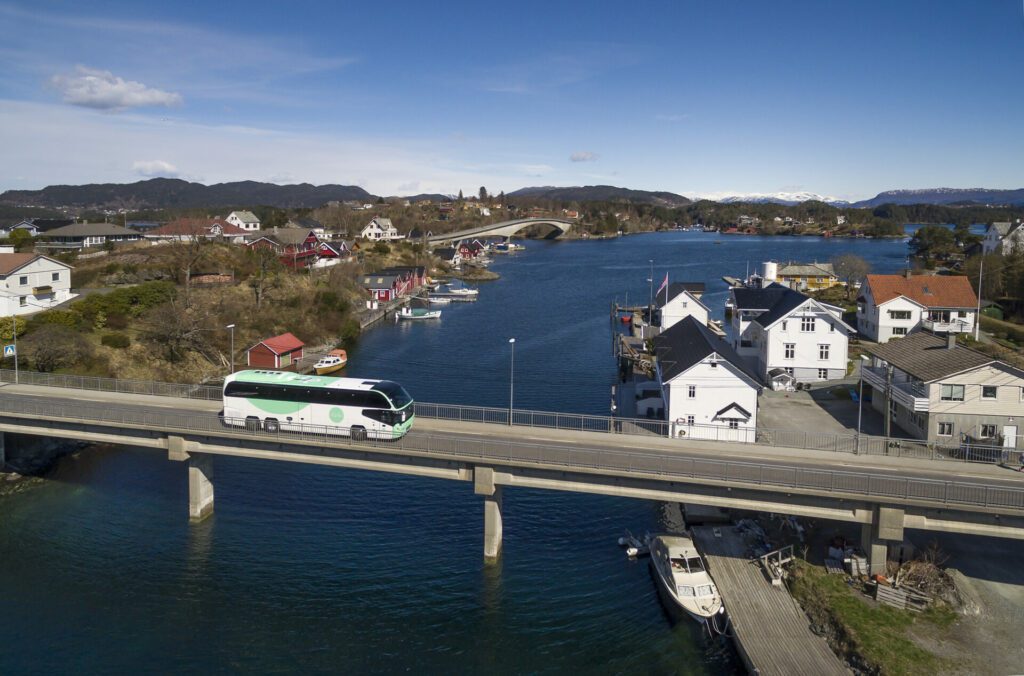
[{"left": 0, "top": 0, "right": 1022, "bottom": 200}]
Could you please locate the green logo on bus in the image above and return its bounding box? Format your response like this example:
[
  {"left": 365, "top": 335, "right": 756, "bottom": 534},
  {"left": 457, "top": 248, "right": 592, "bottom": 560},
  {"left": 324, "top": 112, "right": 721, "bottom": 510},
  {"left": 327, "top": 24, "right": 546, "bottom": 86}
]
[{"left": 329, "top": 407, "right": 344, "bottom": 423}]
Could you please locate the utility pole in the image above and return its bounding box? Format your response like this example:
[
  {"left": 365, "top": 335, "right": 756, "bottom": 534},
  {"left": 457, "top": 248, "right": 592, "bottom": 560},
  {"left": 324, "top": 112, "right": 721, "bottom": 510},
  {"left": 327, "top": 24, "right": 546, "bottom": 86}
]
[
  {"left": 975, "top": 255, "right": 983, "bottom": 341},
  {"left": 883, "top": 364, "right": 893, "bottom": 439}
]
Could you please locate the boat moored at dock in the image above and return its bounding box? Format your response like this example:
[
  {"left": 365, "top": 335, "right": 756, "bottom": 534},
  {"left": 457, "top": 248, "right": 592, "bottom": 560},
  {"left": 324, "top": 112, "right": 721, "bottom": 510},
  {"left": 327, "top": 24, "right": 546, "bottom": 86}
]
[
  {"left": 649, "top": 534, "right": 724, "bottom": 623},
  {"left": 313, "top": 349, "right": 348, "bottom": 375},
  {"left": 396, "top": 307, "right": 442, "bottom": 320}
]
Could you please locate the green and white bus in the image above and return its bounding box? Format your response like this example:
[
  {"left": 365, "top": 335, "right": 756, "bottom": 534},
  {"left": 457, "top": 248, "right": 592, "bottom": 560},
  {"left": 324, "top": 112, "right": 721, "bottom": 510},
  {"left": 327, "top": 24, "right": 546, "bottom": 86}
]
[{"left": 222, "top": 370, "right": 415, "bottom": 440}]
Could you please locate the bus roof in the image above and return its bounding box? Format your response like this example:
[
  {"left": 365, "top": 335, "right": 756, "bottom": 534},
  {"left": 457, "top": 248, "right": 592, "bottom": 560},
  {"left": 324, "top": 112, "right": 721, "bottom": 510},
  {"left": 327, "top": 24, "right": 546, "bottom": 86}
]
[{"left": 226, "top": 369, "right": 386, "bottom": 391}]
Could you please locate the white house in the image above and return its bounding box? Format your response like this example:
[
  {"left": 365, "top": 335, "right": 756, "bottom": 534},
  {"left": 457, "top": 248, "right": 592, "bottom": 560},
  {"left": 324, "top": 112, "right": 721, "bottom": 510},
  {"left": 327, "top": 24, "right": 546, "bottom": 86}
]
[
  {"left": 360, "top": 217, "right": 404, "bottom": 241},
  {"left": 144, "top": 218, "right": 249, "bottom": 244},
  {"left": 0, "top": 248, "right": 75, "bottom": 315},
  {"left": 982, "top": 222, "right": 1024, "bottom": 255},
  {"left": 731, "top": 283, "right": 852, "bottom": 385},
  {"left": 35, "top": 223, "right": 140, "bottom": 251},
  {"left": 226, "top": 211, "right": 261, "bottom": 232},
  {"left": 655, "top": 282, "right": 709, "bottom": 331},
  {"left": 653, "top": 316, "right": 762, "bottom": 442},
  {"left": 856, "top": 273, "right": 978, "bottom": 343}
]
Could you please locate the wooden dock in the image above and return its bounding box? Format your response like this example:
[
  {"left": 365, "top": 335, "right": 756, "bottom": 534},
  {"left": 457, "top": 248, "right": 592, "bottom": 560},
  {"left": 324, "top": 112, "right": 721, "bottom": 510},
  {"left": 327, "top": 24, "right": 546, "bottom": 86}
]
[{"left": 691, "top": 526, "right": 848, "bottom": 676}]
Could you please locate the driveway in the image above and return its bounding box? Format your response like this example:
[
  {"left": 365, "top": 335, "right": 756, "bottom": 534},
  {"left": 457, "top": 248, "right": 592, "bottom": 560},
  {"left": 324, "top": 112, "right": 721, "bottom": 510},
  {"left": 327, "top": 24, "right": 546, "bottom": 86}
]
[{"left": 758, "top": 378, "right": 886, "bottom": 437}]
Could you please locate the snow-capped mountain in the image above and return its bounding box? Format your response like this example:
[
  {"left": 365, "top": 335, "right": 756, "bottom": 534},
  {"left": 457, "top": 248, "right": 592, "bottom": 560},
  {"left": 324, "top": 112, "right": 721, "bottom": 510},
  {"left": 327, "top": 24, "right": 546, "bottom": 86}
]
[
  {"left": 699, "top": 191, "right": 850, "bottom": 206},
  {"left": 851, "top": 188, "right": 1024, "bottom": 208}
]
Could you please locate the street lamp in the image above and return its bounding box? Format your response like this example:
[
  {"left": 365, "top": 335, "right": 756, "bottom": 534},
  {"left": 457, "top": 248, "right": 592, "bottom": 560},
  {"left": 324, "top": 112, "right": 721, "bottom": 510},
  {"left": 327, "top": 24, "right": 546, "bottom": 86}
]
[
  {"left": 508, "top": 338, "right": 515, "bottom": 426},
  {"left": 856, "top": 354, "right": 869, "bottom": 453},
  {"left": 226, "top": 324, "right": 236, "bottom": 374}
]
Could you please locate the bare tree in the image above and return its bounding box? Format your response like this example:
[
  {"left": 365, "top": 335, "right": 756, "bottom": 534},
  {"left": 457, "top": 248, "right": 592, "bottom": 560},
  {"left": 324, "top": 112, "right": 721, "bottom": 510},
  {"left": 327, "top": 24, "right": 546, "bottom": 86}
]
[
  {"left": 247, "top": 246, "right": 283, "bottom": 310},
  {"left": 168, "top": 232, "right": 207, "bottom": 308},
  {"left": 140, "top": 299, "right": 217, "bottom": 363},
  {"left": 832, "top": 253, "right": 871, "bottom": 300}
]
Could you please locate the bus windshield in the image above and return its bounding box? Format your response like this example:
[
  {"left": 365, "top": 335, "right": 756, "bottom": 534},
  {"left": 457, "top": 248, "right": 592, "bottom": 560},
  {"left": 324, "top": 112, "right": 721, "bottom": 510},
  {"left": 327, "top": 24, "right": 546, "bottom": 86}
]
[{"left": 372, "top": 381, "right": 413, "bottom": 409}]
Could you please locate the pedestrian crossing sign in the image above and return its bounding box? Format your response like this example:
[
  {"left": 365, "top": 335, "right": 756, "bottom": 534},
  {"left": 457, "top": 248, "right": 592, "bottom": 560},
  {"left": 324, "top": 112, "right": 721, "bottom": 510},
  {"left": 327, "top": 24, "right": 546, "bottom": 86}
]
[{"left": 3, "top": 344, "right": 15, "bottom": 357}]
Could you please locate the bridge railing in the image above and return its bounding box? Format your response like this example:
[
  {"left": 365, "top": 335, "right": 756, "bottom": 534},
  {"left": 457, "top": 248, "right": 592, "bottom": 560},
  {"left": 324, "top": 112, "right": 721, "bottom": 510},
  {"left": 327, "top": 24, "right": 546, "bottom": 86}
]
[
  {"left": 0, "top": 369, "right": 221, "bottom": 400},
  {"left": 0, "top": 395, "right": 1022, "bottom": 513}
]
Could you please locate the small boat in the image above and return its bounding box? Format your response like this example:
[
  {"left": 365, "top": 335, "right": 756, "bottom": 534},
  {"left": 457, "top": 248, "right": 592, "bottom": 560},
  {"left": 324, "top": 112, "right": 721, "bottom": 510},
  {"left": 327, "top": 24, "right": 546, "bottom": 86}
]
[
  {"left": 428, "top": 297, "right": 452, "bottom": 305},
  {"left": 396, "top": 307, "right": 442, "bottom": 320},
  {"left": 313, "top": 349, "right": 348, "bottom": 375},
  {"left": 649, "top": 534, "right": 724, "bottom": 622},
  {"left": 446, "top": 286, "right": 479, "bottom": 296}
]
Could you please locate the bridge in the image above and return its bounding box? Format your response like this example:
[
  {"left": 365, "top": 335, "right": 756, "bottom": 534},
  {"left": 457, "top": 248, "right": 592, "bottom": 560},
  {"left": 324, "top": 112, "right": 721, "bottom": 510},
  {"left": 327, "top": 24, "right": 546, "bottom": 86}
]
[
  {"left": 426, "top": 218, "right": 575, "bottom": 245},
  {"left": 2, "top": 370, "right": 1024, "bottom": 575}
]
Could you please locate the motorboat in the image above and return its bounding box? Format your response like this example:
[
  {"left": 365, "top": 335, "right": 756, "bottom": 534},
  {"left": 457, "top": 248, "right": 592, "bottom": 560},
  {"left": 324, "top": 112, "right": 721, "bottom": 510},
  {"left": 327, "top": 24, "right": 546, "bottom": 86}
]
[
  {"left": 649, "top": 534, "right": 724, "bottom": 622},
  {"left": 396, "top": 307, "right": 442, "bottom": 320},
  {"left": 428, "top": 297, "right": 452, "bottom": 305},
  {"left": 446, "top": 285, "right": 479, "bottom": 296},
  {"left": 313, "top": 349, "right": 348, "bottom": 375}
]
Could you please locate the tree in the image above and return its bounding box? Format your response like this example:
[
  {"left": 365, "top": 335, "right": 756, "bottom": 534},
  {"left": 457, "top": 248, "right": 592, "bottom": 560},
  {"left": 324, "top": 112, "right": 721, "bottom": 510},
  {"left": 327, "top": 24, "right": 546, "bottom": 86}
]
[
  {"left": 478, "top": 186, "right": 488, "bottom": 202},
  {"left": 457, "top": 189, "right": 464, "bottom": 202},
  {"left": 832, "top": 254, "right": 871, "bottom": 299},
  {"left": 23, "top": 324, "right": 91, "bottom": 372},
  {"left": 247, "top": 246, "right": 283, "bottom": 310},
  {"left": 168, "top": 234, "right": 207, "bottom": 308},
  {"left": 498, "top": 191, "right": 506, "bottom": 206},
  {"left": 910, "top": 225, "right": 956, "bottom": 261},
  {"left": 8, "top": 229, "right": 33, "bottom": 252}
]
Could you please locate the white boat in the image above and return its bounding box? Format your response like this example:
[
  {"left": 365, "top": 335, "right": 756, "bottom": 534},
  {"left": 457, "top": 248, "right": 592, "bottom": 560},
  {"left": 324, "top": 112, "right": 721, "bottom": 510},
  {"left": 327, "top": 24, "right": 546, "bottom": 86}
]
[
  {"left": 649, "top": 534, "right": 724, "bottom": 622},
  {"left": 396, "top": 307, "right": 441, "bottom": 320},
  {"left": 428, "top": 297, "right": 452, "bottom": 305},
  {"left": 446, "top": 286, "right": 479, "bottom": 296}
]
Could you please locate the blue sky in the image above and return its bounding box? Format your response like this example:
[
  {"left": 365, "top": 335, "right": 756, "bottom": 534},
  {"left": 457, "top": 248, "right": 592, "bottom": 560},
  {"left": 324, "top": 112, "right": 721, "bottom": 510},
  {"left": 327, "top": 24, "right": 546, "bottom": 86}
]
[{"left": 1, "top": 0, "right": 1022, "bottom": 200}]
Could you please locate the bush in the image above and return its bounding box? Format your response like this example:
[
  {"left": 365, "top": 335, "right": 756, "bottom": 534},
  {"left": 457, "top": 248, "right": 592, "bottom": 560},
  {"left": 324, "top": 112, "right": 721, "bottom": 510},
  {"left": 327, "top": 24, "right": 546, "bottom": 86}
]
[
  {"left": 101, "top": 332, "right": 131, "bottom": 348},
  {"left": 28, "top": 310, "right": 82, "bottom": 331},
  {"left": 981, "top": 315, "right": 1024, "bottom": 344},
  {"left": 373, "top": 242, "right": 391, "bottom": 255},
  {"left": 105, "top": 313, "right": 129, "bottom": 330}
]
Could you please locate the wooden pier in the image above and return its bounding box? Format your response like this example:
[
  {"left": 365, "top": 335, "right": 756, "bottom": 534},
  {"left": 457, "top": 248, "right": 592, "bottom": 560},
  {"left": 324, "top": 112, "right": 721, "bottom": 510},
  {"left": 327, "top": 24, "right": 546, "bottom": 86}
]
[{"left": 691, "top": 526, "right": 848, "bottom": 676}]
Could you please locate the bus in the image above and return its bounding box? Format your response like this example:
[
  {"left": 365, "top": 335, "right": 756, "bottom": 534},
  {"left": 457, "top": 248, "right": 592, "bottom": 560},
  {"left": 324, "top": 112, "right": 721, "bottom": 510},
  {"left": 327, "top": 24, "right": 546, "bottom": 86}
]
[{"left": 222, "top": 370, "right": 415, "bottom": 440}]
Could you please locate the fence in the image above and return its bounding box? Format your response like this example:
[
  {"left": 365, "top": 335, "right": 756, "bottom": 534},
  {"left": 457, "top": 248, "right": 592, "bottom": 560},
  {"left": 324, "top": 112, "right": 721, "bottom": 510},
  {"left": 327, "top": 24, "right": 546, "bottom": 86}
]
[
  {"left": 0, "top": 394, "right": 1022, "bottom": 513},
  {"left": 0, "top": 369, "right": 1018, "bottom": 467}
]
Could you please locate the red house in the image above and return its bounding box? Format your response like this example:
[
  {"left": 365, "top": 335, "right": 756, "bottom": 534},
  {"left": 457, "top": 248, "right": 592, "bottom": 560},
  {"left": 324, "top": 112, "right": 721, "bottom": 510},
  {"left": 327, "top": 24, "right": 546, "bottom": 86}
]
[{"left": 246, "top": 332, "right": 305, "bottom": 370}]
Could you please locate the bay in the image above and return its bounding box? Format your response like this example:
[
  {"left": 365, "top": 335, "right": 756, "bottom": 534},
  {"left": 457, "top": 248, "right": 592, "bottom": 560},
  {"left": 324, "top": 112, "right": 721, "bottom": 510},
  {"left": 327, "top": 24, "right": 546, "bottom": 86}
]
[{"left": 0, "top": 232, "right": 909, "bottom": 674}]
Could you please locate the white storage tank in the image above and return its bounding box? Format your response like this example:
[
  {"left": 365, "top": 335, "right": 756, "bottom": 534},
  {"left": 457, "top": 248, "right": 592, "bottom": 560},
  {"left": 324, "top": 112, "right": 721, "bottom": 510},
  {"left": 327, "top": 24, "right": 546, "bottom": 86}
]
[{"left": 762, "top": 261, "right": 778, "bottom": 282}]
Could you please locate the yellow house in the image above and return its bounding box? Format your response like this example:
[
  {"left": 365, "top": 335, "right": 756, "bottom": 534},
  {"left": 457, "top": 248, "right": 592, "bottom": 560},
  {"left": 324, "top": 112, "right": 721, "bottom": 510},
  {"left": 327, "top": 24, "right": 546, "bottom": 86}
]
[{"left": 776, "top": 262, "right": 839, "bottom": 290}]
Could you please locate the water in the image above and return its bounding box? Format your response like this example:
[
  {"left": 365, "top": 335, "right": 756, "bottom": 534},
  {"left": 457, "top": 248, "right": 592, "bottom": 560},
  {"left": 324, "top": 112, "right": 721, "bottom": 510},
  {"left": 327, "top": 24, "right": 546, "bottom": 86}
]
[{"left": 0, "top": 232, "right": 909, "bottom": 674}]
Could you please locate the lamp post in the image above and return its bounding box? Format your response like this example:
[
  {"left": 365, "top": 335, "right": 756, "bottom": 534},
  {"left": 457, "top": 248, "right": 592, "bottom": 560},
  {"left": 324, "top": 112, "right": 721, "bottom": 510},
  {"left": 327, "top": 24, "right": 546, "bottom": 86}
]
[
  {"left": 856, "top": 355, "right": 869, "bottom": 453},
  {"left": 508, "top": 338, "right": 515, "bottom": 426},
  {"left": 226, "top": 324, "right": 236, "bottom": 374}
]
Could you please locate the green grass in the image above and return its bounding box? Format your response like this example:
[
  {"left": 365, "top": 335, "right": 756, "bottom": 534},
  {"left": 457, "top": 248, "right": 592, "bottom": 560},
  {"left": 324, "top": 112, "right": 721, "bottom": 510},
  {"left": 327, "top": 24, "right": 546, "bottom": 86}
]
[{"left": 787, "top": 560, "right": 950, "bottom": 676}]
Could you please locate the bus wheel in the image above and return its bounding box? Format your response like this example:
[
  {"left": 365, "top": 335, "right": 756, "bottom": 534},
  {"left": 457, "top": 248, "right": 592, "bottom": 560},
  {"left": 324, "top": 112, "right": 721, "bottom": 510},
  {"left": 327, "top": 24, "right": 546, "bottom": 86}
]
[
  {"left": 245, "top": 417, "right": 260, "bottom": 432},
  {"left": 264, "top": 419, "right": 280, "bottom": 433},
  {"left": 351, "top": 426, "right": 367, "bottom": 441}
]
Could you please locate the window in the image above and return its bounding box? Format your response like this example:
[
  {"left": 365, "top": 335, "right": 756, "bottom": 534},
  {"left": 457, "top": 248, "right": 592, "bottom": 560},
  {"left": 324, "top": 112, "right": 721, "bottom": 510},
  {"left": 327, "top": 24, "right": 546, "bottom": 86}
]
[
  {"left": 728, "top": 420, "right": 739, "bottom": 430},
  {"left": 981, "top": 424, "right": 997, "bottom": 438},
  {"left": 686, "top": 415, "right": 694, "bottom": 426},
  {"left": 688, "top": 385, "right": 696, "bottom": 399},
  {"left": 830, "top": 323, "right": 835, "bottom": 332},
  {"left": 958, "top": 311, "right": 967, "bottom": 318},
  {"left": 51, "top": 272, "right": 59, "bottom": 282},
  {"left": 801, "top": 317, "right": 815, "bottom": 332},
  {"left": 818, "top": 368, "right": 828, "bottom": 379},
  {"left": 18, "top": 276, "right": 27, "bottom": 285},
  {"left": 18, "top": 296, "right": 26, "bottom": 307},
  {"left": 937, "top": 422, "right": 953, "bottom": 436},
  {"left": 982, "top": 386, "right": 997, "bottom": 400},
  {"left": 785, "top": 367, "right": 794, "bottom": 376},
  {"left": 888, "top": 310, "right": 912, "bottom": 320},
  {"left": 781, "top": 321, "right": 787, "bottom": 331},
  {"left": 892, "top": 327, "right": 907, "bottom": 336},
  {"left": 818, "top": 344, "right": 830, "bottom": 360},
  {"left": 940, "top": 384, "right": 965, "bottom": 401},
  {"left": 784, "top": 343, "right": 795, "bottom": 359}
]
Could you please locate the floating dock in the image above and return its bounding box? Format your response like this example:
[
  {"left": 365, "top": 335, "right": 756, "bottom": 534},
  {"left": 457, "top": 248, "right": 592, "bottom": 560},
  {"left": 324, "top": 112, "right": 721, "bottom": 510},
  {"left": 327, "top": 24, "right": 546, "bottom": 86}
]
[{"left": 691, "top": 525, "right": 848, "bottom": 676}]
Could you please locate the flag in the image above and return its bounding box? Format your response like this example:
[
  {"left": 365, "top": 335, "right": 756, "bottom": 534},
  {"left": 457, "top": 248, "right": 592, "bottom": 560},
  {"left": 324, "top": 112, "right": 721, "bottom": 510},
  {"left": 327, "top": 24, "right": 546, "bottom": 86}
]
[{"left": 656, "top": 272, "right": 669, "bottom": 297}]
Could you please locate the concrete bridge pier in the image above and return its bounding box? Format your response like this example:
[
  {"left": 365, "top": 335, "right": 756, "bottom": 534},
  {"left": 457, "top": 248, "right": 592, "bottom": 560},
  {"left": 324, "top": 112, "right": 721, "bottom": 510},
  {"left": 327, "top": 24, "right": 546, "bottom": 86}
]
[
  {"left": 0, "top": 431, "right": 5, "bottom": 470},
  {"left": 861, "top": 505, "right": 905, "bottom": 576},
  {"left": 475, "top": 467, "right": 503, "bottom": 563},
  {"left": 168, "top": 436, "right": 214, "bottom": 523}
]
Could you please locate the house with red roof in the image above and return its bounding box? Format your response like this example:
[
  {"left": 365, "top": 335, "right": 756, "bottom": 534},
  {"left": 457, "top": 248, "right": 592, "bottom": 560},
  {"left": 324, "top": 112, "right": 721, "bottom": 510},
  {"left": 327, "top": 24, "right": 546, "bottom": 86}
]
[
  {"left": 246, "top": 332, "right": 305, "bottom": 370},
  {"left": 856, "top": 271, "right": 978, "bottom": 343},
  {"left": 146, "top": 218, "right": 249, "bottom": 244}
]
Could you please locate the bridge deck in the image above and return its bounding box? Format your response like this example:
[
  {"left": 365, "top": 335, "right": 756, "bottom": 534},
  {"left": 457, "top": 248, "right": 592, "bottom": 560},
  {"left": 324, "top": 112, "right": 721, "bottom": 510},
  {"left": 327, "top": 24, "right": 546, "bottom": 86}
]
[{"left": 691, "top": 526, "right": 848, "bottom": 676}]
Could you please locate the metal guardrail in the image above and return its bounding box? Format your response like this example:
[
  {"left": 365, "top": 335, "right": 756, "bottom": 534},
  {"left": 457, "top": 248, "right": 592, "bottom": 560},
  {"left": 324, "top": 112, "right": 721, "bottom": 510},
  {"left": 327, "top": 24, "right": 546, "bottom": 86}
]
[
  {"left": 0, "top": 396, "right": 1022, "bottom": 513},
  {"left": 0, "top": 369, "right": 1017, "bottom": 467}
]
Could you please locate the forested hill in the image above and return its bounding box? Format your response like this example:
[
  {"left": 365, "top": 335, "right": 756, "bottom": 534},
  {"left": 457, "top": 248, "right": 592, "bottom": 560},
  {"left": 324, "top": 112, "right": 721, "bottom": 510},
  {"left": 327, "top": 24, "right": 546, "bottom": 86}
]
[
  {"left": 508, "top": 185, "right": 691, "bottom": 206},
  {"left": 852, "top": 188, "right": 1024, "bottom": 208},
  {"left": 0, "top": 178, "right": 376, "bottom": 209}
]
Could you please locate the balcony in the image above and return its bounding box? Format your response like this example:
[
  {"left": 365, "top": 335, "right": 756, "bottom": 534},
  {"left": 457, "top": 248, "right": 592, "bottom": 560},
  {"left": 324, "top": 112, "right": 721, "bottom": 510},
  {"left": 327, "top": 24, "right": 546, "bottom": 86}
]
[
  {"left": 862, "top": 366, "right": 930, "bottom": 412},
  {"left": 922, "top": 318, "right": 972, "bottom": 334}
]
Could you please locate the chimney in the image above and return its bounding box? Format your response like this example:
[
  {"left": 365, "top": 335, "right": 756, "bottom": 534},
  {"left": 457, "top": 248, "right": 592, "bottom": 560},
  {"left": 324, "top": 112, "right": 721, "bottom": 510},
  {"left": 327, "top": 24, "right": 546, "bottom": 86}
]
[
  {"left": 946, "top": 332, "right": 957, "bottom": 350},
  {"left": 904, "top": 268, "right": 912, "bottom": 279}
]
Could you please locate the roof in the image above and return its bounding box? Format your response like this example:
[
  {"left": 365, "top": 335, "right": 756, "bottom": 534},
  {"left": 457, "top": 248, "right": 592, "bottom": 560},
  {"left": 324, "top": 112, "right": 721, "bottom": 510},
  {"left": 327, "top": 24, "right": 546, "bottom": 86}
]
[
  {"left": 255, "top": 332, "right": 304, "bottom": 355},
  {"left": 777, "top": 262, "right": 835, "bottom": 277},
  {"left": 229, "top": 370, "right": 386, "bottom": 391},
  {"left": 713, "top": 402, "right": 752, "bottom": 420},
  {"left": 864, "top": 274, "right": 977, "bottom": 309},
  {"left": 0, "top": 253, "right": 68, "bottom": 275},
  {"left": 361, "top": 274, "right": 401, "bottom": 287},
  {"left": 408, "top": 228, "right": 424, "bottom": 238},
  {"left": 39, "top": 223, "right": 138, "bottom": 238},
  {"left": 752, "top": 288, "right": 813, "bottom": 328},
  {"left": 270, "top": 228, "right": 317, "bottom": 245},
  {"left": 731, "top": 283, "right": 795, "bottom": 311},
  {"left": 864, "top": 332, "right": 1000, "bottom": 383},
  {"left": 653, "top": 316, "right": 761, "bottom": 385},
  {"left": 988, "top": 222, "right": 1013, "bottom": 237},
  {"left": 433, "top": 247, "right": 456, "bottom": 257},
  {"left": 288, "top": 217, "right": 323, "bottom": 230},
  {"left": 19, "top": 218, "right": 74, "bottom": 232},
  {"left": 656, "top": 282, "right": 709, "bottom": 309},
  {"left": 150, "top": 218, "right": 247, "bottom": 237},
  {"left": 366, "top": 217, "right": 394, "bottom": 229},
  {"left": 229, "top": 210, "right": 260, "bottom": 223}
]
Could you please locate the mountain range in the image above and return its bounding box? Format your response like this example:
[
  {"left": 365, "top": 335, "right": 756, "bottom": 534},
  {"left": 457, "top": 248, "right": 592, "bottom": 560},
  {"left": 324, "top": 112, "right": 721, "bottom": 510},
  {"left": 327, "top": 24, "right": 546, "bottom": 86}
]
[
  {"left": 507, "top": 185, "right": 691, "bottom": 206},
  {"left": 711, "top": 192, "right": 850, "bottom": 206},
  {"left": 0, "top": 178, "right": 375, "bottom": 210},
  {"left": 849, "top": 188, "right": 1024, "bottom": 208}
]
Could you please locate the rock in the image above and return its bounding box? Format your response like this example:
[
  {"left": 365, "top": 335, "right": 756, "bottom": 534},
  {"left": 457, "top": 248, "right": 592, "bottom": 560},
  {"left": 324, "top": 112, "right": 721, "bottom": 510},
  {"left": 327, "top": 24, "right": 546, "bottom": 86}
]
[{"left": 946, "top": 568, "right": 984, "bottom": 616}]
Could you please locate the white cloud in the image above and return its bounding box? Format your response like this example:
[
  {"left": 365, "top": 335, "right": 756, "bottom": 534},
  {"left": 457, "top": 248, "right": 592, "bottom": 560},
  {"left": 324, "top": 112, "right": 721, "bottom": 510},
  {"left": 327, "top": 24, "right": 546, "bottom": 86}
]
[
  {"left": 570, "top": 151, "right": 598, "bottom": 163},
  {"left": 132, "top": 160, "right": 179, "bottom": 177},
  {"left": 52, "top": 66, "right": 182, "bottom": 110}
]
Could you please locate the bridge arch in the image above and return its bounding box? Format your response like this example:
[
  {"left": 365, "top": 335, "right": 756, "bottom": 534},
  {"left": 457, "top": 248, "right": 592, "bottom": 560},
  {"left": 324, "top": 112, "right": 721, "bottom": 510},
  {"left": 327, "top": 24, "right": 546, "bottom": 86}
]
[{"left": 426, "top": 218, "right": 575, "bottom": 245}]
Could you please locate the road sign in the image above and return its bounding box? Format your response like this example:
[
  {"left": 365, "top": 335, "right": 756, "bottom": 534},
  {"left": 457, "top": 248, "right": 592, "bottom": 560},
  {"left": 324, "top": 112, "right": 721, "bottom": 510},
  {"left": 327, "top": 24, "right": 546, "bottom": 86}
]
[{"left": 3, "top": 344, "right": 15, "bottom": 357}]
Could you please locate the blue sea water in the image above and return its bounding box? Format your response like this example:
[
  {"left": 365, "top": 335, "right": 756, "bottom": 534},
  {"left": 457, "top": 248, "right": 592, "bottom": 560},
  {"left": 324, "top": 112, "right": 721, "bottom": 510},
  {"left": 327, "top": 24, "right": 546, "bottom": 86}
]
[{"left": 0, "top": 232, "right": 910, "bottom": 674}]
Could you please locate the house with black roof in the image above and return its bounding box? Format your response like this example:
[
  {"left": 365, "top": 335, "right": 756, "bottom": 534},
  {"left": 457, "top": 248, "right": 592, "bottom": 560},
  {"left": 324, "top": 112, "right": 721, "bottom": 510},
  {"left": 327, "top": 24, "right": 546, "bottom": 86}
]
[
  {"left": 655, "top": 282, "right": 710, "bottom": 331},
  {"left": 730, "top": 282, "right": 854, "bottom": 386},
  {"left": 653, "top": 316, "right": 762, "bottom": 441}
]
